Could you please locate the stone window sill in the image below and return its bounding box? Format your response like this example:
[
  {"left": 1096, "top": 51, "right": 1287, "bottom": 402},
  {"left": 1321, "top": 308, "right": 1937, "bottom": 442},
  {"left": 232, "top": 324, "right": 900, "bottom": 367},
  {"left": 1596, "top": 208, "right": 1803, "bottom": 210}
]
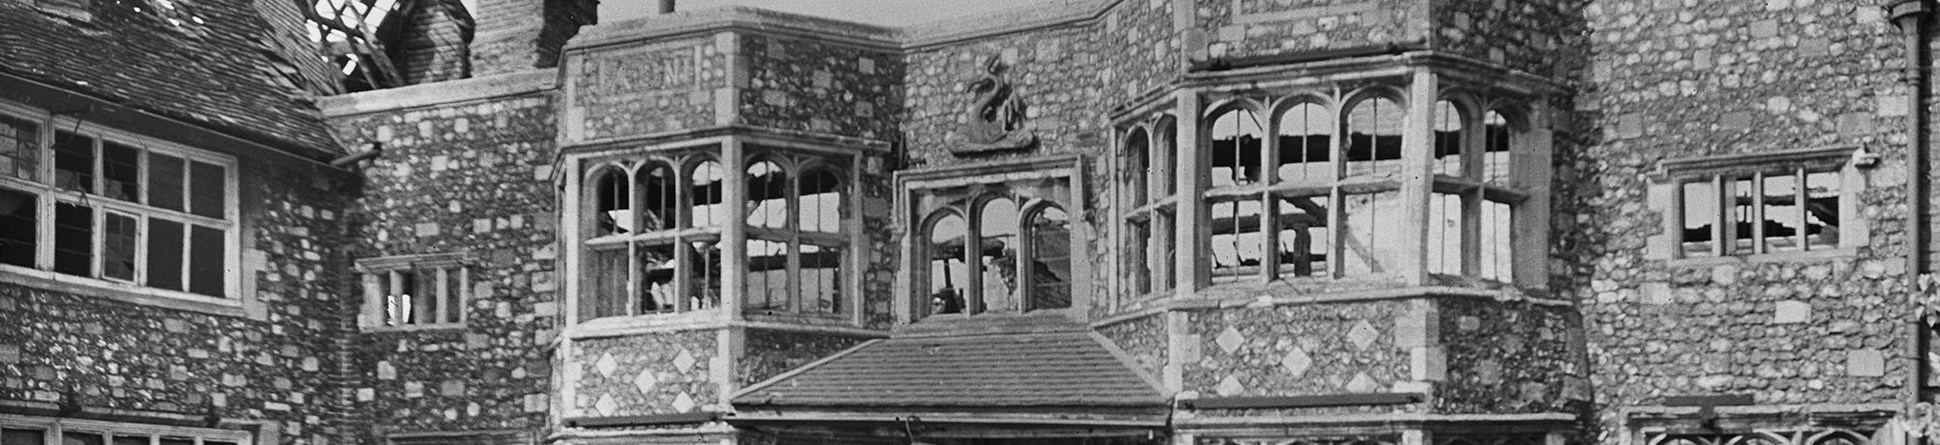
[
  {"left": 0, "top": 265, "right": 244, "bottom": 318},
  {"left": 1666, "top": 247, "right": 1857, "bottom": 268},
  {"left": 361, "top": 322, "right": 468, "bottom": 333},
  {"left": 567, "top": 309, "right": 725, "bottom": 339}
]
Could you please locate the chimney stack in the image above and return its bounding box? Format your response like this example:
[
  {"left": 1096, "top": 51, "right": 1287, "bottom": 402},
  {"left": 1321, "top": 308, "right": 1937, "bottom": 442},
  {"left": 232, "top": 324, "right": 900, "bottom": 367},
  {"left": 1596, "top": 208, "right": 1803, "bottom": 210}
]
[{"left": 468, "top": 0, "right": 595, "bottom": 77}]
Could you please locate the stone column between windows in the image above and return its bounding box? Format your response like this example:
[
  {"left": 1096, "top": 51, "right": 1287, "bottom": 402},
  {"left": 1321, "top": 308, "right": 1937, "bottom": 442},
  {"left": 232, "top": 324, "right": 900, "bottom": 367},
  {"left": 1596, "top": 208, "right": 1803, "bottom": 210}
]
[
  {"left": 1512, "top": 104, "right": 1555, "bottom": 288},
  {"left": 562, "top": 156, "right": 584, "bottom": 324},
  {"left": 1173, "top": 90, "right": 1207, "bottom": 291},
  {"left": 723, "top": 139, "right": 747, "bottom": 318},
  {"left": 1397, "top": 68, "right": 1439, "bottom": 285}
]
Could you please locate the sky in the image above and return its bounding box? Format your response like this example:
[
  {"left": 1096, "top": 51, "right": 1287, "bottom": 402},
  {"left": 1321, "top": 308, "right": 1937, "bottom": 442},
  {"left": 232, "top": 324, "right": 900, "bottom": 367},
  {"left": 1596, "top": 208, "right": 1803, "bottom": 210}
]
[{"left": 597, "top": 0, "right": 1059, "bottom": 27}]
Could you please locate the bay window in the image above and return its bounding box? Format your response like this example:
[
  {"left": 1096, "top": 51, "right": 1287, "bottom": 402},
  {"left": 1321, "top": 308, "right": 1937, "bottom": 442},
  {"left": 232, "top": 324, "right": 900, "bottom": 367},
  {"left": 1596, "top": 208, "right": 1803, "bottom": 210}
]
[
  {"left": 1116, "top": 80, "right": 1545, "bottom": 297},
  {"left": 573, "top": 143, "right": 853, "bottom": 324}
]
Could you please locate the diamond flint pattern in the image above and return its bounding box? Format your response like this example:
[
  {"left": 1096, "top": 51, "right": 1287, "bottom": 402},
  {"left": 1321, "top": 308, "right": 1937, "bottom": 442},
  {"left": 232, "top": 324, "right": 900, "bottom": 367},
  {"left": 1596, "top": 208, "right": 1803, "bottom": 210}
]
[
  {"left": 673, "top": 349, "right": 697, "bottom": 373},
  {"left": 672, "top": 392, "right": 696, "bottom": 412},
  {"left": 594, "top": 353, "right": 618, "bottom": 378},
  {"left": 1216, "top": 326, "right": 1246, "bottom": 353},
  {"left": 633, "top": 369, "right": 658, "bottom": 394},
  {"left": 1280, "top": 347, "right": 1312, "bottom": 377},
  {"left": 593, "top": 393, "right": 618, "bottom": 416},
  {"left": 1216, "top": 375, "right": 1245, "bottom": 396},
  {"left": 1347, "top": 320, "right": 1379, "bottom": 350}
]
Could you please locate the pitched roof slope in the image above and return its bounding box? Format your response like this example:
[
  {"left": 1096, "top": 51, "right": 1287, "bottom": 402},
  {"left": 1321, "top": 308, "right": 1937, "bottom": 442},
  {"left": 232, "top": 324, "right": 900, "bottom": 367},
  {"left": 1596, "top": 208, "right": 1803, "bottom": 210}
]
[
  {"left": 734, "top": 331, "right": 1167, "bottom": 408},
  {"left": 0, "top": 0, "right": 339, "bottom": 155}
]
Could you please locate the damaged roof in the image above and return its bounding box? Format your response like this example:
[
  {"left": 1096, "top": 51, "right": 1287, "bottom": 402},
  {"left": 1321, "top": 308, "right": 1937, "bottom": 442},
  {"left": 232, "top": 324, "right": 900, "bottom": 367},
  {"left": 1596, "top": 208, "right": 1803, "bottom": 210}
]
[
  {"left": 734, "top": 331, "right": 1168, "bottom": 408},
  {"left": 0, "top": 0, "right": 340, "bottom": 157}
]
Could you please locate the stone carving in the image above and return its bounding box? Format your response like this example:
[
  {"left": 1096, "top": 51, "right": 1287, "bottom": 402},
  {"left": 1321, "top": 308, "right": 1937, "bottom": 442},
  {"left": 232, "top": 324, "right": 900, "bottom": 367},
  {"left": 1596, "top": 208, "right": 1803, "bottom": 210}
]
[{"left": 955, "top": 56, "right": 1037, "bottom": 154}]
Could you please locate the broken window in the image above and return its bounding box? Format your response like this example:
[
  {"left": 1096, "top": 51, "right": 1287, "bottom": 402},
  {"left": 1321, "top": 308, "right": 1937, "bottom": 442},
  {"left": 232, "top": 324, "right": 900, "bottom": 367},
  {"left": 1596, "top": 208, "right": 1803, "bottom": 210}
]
[
  {"left": 575, "top": 148, "right": 848, "bottom": 323},
  {"left": 1209, "top": 109, "right": 1263, "bottom": 187},
  {"left": 1120, "top": 118, "right": 1177, "bottom": 303},
  {"left": 0, "top": 113, "right": 238, "bottom": 298},
  {"left": 53, "top": 131, "right": 93, "bottom": 193},
  {"left": 1675, "top": 168, "right": 1843, "bottom": 257},
  {"left": 1024, "top": 205, "right": 1070, "bottom": 311},
  {"left": 1345, "top": 97, "right": 1404, "bottom": 179},
  {"left": 0, "top": 116, "right": 38, "bottom": 181},
  {"left": 0, "top": 188, "right": 34, "bottom": 268},
  {"left": 925, "top": 211, "right": 968, "bottom": 316},
  {"left": 0, "top": 420, "right": 248, "bottom": 445},
  {"left": 359, "top": 254, "right": 468, "bottom": 328}
]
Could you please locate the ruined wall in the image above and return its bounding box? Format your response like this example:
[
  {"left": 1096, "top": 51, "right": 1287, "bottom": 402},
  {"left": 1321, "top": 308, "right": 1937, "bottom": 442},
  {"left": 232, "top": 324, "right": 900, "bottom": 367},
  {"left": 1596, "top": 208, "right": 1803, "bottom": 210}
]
[
  {"left": 325, "top": 89, "right": 559, "bottom": 442},
  {"left": 735, "top": 329, "right": 872, "bottom": 386},
  {"left": 737, "top": 34, "right": 903, "bottom": 141},
  {"left": 1576, "top": 0, "right": 1909, "bottom": 440},
  {"left": 1435, "top": 298, "right": 1584, "bottom": 414},
  {"left": 0, "top": 157, "right": 355, "bottom": 445},
  {"left": 567, "top": 330, "right": 719, "bottom": 417}
]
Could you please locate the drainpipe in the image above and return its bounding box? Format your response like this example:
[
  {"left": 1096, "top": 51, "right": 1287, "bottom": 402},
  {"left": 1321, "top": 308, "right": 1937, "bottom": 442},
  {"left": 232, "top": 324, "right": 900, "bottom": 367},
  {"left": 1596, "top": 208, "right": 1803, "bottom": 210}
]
[{"left": 1890, "top": 0, "right": 1932, "bottom": 407}]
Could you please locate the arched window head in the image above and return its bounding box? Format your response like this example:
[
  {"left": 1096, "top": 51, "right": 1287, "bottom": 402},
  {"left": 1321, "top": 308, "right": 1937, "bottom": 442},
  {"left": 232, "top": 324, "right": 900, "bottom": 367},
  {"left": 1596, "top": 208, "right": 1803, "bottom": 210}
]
[
  {"left": 1155, "top": 117, "right": 1178, "bottom": 196},
  {"left": 1433, "top": 100, "right": 1465, "bottom": 177},
  {"left": 1024, "top": 204, "right": 1070, "bottom": 311},
  {"left": 637, "top": 163, "right": 675, "bottom": 232},
  {"left": 593, "top": 167, "right": 630, "bottom": 236},
  {"left": 925, "top": 212, "right": 968, "bottom": 316},
  {"left": 1483, "top": 110, "right": 1512, "bottom": 184},
  {"left": 798, "top": 166, "right": 844, "bottom": 233},
  {"left": 1209, "top": 108, "right": 1264, "bottom": 187},
  {"left": 1124, "top": 128, "right": 1150, "bottom": 205},
  {"left": 1345, "top": 97, "right": 1403, "bottom": 178},
  {"left": 746, "top": 159, "right": 788, "bottom": 229},
  {"left": 688, "top": 160, "right": 725, "bottom": 227},
  {"left": 978, "top": 196, "right": 1019, "bottom": 313},
  {"left": 1276, "top": 102, "right": 1332, "bottom": 183}
]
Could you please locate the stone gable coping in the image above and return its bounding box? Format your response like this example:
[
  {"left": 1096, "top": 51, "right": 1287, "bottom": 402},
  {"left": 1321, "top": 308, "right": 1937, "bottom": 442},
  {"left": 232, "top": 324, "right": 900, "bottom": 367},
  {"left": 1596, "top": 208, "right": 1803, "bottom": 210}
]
[{"left": 317, "top": 69, "right": 558, "bottom": 118}]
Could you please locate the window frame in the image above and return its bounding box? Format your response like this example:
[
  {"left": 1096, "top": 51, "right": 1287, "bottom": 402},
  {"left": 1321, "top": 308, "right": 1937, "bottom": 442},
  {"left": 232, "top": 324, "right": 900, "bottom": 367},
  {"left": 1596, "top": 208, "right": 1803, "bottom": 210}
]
[
  {"left": 1116, "top": 115, "right": 1180, "bottom": 309},
  {"left": 0, "top": 415, "right": 253, "bottom": 445},
  {"left": 355, "top": 252, "right": 473, "bottom": 331},
  {"left": 895, "top": 155, "right": 1086, "bottom": 325},
  {"left": 0, "top": 101, "right": 242, "bottom": 306},
  {"left": 1651, "top": 145, "right": 1866, "bottom": 263}
]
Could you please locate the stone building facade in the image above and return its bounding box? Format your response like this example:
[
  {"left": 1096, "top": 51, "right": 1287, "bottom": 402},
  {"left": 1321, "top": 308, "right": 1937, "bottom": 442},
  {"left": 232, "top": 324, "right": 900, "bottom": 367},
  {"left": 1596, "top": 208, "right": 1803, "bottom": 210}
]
[{"left": 1, "top": 0, "right": 1935, "bottom": 444}]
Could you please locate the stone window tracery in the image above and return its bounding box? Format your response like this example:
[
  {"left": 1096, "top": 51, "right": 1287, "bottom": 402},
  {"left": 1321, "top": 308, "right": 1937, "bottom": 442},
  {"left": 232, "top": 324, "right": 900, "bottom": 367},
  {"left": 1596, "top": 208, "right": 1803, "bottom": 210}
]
[
  {"left": 574, "top": 145, "right": 852, "bottom": 324},
  {"left": 905, "top": 158, "right": 1081, "bottom": 322},
  {"left": 1119, "top": 118, "right": 1177, "bottom": 303},
  {"left": 579, "top": 153, "right": 728, "bottom": 321},
  {"left": 1120, "top": 82, "right": 1545, "bottom": 294}
]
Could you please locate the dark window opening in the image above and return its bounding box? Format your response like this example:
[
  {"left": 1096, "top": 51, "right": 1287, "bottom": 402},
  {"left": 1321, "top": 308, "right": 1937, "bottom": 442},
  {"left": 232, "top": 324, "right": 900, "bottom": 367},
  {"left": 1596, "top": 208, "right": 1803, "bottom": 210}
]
[
  {"left": 0, "top": 188, "right": 35, "bottom": 268},
  {"left": 53, "top": 201, "right": 92, "bottom": 276},
  {"left": 103, "top": 141, "right": 141, "bottom": 202},
  {"left": 147, "top": 218, "right": 185, "bottom": 291},
  {"left": 53, "top": 131, "right": 94, "bottom": 193},
  {"left": 188, "top": 224, "right": 225, "bottom": 297}
]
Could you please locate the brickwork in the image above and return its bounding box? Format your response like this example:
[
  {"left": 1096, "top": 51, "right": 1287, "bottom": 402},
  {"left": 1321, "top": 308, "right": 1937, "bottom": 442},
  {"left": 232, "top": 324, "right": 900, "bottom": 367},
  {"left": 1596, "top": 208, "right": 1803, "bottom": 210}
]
[{"left": 325, "top": 89, "right": 558, "bottom": 442}]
